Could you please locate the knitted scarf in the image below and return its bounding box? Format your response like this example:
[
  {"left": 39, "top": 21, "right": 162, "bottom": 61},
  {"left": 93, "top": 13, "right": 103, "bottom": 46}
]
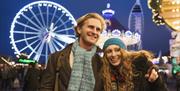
[{"left": 67, "top": 40, "right": 96, "bottom": 91}]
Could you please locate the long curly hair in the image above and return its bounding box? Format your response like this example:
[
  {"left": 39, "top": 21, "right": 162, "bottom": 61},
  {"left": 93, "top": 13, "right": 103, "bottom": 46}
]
[
  {"left": 129, "top": 50, "right": 154, "bottom": 61},
  {"left": 102, "top": 49, "right": 134, "bottom": 91}
]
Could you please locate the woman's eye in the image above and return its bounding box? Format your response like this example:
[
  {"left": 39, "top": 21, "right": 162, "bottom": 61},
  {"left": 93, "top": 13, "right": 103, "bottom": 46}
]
[
  {"left": 106, "top": 50, "right": 112, "bottom": 54},
  {"left": 115, "top": 48, "right": 121, "bottom": 52}
]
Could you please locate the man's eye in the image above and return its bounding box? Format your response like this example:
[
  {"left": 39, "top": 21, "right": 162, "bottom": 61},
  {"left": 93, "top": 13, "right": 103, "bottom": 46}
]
[
  {"left": 88, "top": 25, "right": 94, "bottom": 29},
  {"left": 96, "top": 27, "right": 101, "bottom": 31}
]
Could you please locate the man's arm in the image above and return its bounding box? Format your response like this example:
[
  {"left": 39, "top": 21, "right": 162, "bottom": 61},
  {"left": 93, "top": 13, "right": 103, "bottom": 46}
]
[
  {"left": 145, "top": 64, "right": 169, "bottom": 91},
  {"left": 149, "top": 72, "right": 169, "bottom": 91}
]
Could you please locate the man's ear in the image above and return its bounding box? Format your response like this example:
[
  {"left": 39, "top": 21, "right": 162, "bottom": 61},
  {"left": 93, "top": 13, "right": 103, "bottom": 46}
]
[{"left": 77, "top": 27, "right": 81, "bottom": 35}]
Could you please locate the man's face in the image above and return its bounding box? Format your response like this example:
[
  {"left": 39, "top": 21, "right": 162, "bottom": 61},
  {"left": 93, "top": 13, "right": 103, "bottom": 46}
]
[{"left": 77, "top": 18, "right": 102, "bottom": 47}]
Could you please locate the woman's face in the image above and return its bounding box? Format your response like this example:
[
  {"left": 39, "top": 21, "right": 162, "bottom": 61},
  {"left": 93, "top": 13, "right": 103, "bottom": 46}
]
[{"left": 105, "top": 45, "right": 121, "bottom": 66}]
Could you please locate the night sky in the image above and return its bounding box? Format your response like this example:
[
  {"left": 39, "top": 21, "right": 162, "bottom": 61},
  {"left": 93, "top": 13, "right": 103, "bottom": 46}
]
[{"left": 0, "top": 0, "right": 171, "bottom": 60}]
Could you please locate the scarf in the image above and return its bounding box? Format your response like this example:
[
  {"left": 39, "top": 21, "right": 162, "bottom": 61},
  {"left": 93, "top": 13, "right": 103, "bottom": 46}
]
[{"left": 67, "top": 40, "right": 96, "bottom": 91}]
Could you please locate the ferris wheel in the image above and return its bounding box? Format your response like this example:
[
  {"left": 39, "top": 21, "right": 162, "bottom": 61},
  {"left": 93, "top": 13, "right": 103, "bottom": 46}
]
[{"left": 10, "top": 1, "right": 77, "bottom": 64}]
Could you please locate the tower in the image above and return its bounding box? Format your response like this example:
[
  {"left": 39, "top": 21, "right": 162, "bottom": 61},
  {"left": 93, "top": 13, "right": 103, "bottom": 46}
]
[{"left": 128, "top": 0, "right": 144, "bottom": 50}]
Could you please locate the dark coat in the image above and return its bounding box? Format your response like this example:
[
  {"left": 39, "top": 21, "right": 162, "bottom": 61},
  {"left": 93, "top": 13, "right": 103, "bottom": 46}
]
[
  {"left": 40, "top": 44, "right": 104, "bottom": 91},
  {"left": 23, "top": 67, "right": 41, "bottom": 91},
  {"left": 132, "top": 55, "right": 169, "bottom": 91}
]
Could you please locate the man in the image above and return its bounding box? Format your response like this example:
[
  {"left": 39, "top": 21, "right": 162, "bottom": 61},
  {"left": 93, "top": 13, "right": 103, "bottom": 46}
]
[
  {"left": 23, "top": 62, "right": 41, "bottom": 91},
  {"left": 40, "top": 13, "right": 106, "bottom": 91}
]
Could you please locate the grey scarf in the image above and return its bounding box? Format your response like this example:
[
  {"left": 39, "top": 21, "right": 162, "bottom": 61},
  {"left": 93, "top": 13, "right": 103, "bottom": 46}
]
[{"left": 67, "top": 40, "right": 96, "bottom": 91}]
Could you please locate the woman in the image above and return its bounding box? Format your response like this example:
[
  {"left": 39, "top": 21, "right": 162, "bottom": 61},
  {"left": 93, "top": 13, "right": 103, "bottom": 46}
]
[{"left": 101, "top": 38, "right": 168, "bottom": 91}]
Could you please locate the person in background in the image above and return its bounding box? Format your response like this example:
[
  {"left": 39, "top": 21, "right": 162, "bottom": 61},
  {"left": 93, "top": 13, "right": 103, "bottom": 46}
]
[
  {"left": 101, "top": 38, "right": 168, "bottom": 91},
  {"left": 40, "top": 13, "right": 106, "bottom": 91},
  {"left": 23, "top": 62, "right": 41, "bottom": 91},
  {"left": 172, "top": 56, "right": 180, "bottom": 91}
]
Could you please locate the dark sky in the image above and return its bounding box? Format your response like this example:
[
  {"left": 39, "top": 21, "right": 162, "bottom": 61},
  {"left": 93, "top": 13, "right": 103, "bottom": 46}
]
[{"left": 0, "top": 0, "right": 171, "bottom": 59}]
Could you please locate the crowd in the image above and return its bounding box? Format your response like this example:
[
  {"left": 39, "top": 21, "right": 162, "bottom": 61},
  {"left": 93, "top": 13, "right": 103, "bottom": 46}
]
[{"left": 0, "top": 62, "right": 44, "bottom": 91}]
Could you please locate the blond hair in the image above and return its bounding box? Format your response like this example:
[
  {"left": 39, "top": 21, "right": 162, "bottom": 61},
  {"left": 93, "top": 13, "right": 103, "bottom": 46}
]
[{"left": 74, "top": 13, "right": 106, "bottom": 37}]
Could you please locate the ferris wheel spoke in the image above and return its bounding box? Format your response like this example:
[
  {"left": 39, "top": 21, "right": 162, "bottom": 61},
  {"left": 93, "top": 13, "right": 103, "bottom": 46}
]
[
  {"left": 16, "top": 21, "right": 40, "bottom": 32},
  {"left": 19, "top": 39, "right": 40, "bottom": 53},
  {"left": 49, "top": 23, "right": 57, "bottom": 32},
  {"left": 14, "top": 35, "right": 39, "bottom": 43},
  {"left": 28, "top": 39, "right": 42, "bottom": 58},
  {"left": 53, "top": 39, "right": 65, "bottom": 49},
  {"left": 27, "top": 39, "right": 41, "bottom": 51},
  {"left": 21, "top": 13, "right": 42, "bottom": 30},
  {"left": 29, "top": 8, "right": 44, "bottom": 28},
  {"left": 45, "top": 43, "right": 48, "bottom": 64},
  {"left": 56, "top": 19, "right": 70, "bottom": 29},
  {"left": 53, "top": 33, "right": 75, "bottom": 43},
  {"left": 13, "top": 30, "right": 40, "bottom": 35},
  {"left": 48, "top": 41, "right": 56, "bottom": 53},
  {"left": 56, "top": 27, "right": 74, "bottom": 33},
  {"left": 54, "top": 13, "right": 65, "bottom": 26},
  {"left": 51, "top": 39, "right": 60, "bottom": 51},
  {"left": 19, "top": 45, "right": 30, "bottom": 53},
  {"left": 38, "top": 6, "right": 46, "bottom": 27},
  {"left": 46, "top": 6, "right": 49, "bottom": 27},
  {"left": 34, "top": 39, "right": 46, "bottom": 61},
  {"left": 50, "top": 8, "right": 57, "bottom": 24},
  {"left": 54, "top": 33, "right": 75, "bottom": 38}
]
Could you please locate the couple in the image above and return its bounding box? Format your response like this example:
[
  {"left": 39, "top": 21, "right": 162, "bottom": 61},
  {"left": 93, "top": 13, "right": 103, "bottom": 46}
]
[{"left": 40, "top": 13, "right": 168, "bottom": 91}]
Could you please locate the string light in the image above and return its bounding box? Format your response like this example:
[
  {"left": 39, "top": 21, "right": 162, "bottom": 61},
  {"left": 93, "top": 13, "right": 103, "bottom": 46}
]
[{"left": 148, "top": 0, "right": 180, "bottom": 31}]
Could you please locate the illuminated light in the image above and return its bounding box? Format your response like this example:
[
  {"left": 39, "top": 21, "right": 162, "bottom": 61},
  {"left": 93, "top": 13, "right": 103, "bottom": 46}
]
[
  {"left": 24, "top": 9, "right": 28, "bottom": 12},
  {"left": 18, "top": 59, "right": 36, "bottom": 64},
  {"left": 125, "top": 31, "right": 133, "bottom": 38},
  {"left": 176, "top": 8, "right": 179, "bottom": 12},
  {"left": 53, "top": 6, "right": 57, "bottom": 9},
  {"left": 158, "top": 16, "right": 162, "bottom": 18},
  {"left": 102, "top": 3, "right": 115, "bottom": 19},
  {"left": 172, "top": 1, "right": 176, "bottom": 4},
  {"left": 112, "top": 29, "right": 121, "bottom": 36},
  {"left": 58, "top": 8, "right": 61, "bottom": 11},
  {"left": 38, "top": 4, "right": 42, "bottom": 6},
  {"left": 48, "top": 4, "right": 52, "bottom": 7},
  {"left": 173, "top": 21, "right": 180, "bottom": 25},
  {"left": 28, "top": 6, "right": 32, "bottom": 9},
  {"left": 175, "top": 26, "right": 180, "bottom": 29},
  {"left": 172, "top": 9, "right": 176, "bottom": 12},
  {"left": 177, "top": 0, "right": 180, "bottom": 4},
  {"left": 43, "top": 3, "right": 47, "bottom": 6},
  {"left": 159, "top": 5, "right": 162, "bottom": 8}
]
